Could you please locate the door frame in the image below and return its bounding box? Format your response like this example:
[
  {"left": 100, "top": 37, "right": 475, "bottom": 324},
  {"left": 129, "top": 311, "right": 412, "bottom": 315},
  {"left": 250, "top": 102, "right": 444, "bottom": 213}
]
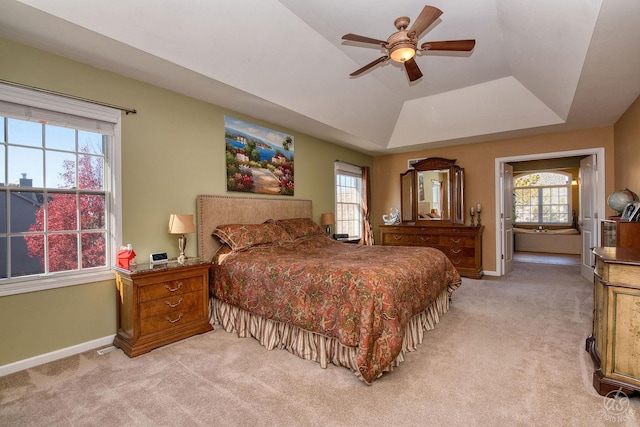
[{"left": 494, "top": 147, "right": 606, "bottom": 276}]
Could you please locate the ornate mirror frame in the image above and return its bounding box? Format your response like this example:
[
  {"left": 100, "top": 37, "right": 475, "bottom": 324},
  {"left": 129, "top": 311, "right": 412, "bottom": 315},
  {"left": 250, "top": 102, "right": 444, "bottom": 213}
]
[{"left": 400, "top": 157, "right": 465, "bottom": 225}]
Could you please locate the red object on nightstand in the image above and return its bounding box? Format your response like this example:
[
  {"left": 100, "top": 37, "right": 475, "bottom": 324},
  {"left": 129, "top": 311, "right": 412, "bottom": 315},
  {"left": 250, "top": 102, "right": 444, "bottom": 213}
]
[{"left": 116, "top": 249, "right": 136, "bottom": 270}]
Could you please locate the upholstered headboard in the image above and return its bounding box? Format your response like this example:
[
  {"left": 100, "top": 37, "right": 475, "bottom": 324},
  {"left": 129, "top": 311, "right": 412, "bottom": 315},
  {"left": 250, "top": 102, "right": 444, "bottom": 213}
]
[{"left": 196, "top": 195, "right": 312, "bottom": 262}]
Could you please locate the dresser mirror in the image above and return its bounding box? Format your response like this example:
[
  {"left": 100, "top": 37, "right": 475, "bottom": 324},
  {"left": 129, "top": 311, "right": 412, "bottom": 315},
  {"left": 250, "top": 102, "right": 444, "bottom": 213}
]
[{"left": 400, "top": 157, "right": 465, "bottom": 225}]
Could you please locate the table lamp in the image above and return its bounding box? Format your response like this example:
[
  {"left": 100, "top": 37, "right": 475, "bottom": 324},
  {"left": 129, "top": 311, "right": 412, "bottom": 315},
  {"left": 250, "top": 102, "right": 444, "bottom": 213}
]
[
  {"left": 169, "top": 214, "right": 195, "bottom": 263},
  {"left": 320, "top": 213, "right": 335, "bottom": 235}
]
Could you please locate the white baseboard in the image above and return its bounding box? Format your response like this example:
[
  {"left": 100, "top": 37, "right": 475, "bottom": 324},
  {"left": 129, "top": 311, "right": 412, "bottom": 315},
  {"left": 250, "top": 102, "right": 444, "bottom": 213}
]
[{"left": 0, "top": 335, "right": 116, "bottom": 377}]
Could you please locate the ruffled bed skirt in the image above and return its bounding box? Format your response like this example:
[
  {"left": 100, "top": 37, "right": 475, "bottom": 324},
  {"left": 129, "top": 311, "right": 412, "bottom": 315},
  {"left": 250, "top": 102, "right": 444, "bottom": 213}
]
[{"left": 209, "top": 282, "right": 459, "bottom": 383}]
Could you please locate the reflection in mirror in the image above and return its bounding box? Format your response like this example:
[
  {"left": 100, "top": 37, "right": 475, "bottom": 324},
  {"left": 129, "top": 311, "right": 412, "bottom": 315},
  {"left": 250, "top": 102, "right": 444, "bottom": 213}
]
[
  {"left": 401, "top": 157, "right": 465, "bottom": 225},
  {"left": 417, "top": 170, "right": 449, "bottom": 220}
]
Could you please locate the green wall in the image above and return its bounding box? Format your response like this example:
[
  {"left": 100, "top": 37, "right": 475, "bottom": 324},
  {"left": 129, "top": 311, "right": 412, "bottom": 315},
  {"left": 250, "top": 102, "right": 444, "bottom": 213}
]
[{"left": 0, "top": 38, "right": 372, "bottom": 366}]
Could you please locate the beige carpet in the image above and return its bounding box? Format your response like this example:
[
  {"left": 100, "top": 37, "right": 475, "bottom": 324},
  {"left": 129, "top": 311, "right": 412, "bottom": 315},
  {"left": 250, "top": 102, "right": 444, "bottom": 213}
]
[{"left": 1, "top": 262, "right": 639, "bottom": 426}]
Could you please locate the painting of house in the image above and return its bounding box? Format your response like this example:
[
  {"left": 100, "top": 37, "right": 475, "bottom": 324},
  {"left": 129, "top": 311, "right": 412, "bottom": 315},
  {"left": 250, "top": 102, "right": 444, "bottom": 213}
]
[{"left": 224, "top": 116, "right": 294, "bottom": 195}]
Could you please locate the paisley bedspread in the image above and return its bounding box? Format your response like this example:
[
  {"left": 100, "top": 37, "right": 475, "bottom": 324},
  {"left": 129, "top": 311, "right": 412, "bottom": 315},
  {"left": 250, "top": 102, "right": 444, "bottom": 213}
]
[{"left": 211, "top": 236, "right": 461, "bottom": 383}]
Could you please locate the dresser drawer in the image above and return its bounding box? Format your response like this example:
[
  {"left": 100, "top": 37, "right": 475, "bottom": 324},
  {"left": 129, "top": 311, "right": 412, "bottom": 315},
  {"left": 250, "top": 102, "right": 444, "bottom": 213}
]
[
  {"left": 382, "top": 232, "right": 436, "bottom": 246},
  {"left": 443, "top": 254, "right": 476, "bottom": 268},
  {"left": 138, "top": 275, "right": 204, "bottom": 302},
  {"left": 139, "top": 290, "right": 203, "bottom": 319},
  {"left": 595, "top": 256, "right": 640, "bottom": 286},
  {"left": 438, "top": 235, "right": 475, "bottom": 247},
  {"left": 438, "top": 245, "right": 475, "bottom": 258},
  {"left": 140, "top": 306, "right": 205, "bottom": 336}
]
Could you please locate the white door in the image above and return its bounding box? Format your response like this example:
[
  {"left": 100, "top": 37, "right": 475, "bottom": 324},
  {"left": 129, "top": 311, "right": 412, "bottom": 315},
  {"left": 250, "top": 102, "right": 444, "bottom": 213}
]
[
  {"left": 502, "top": 163, "right": 514, "bottom": 274},
  {"left": 580, "top": 155, "right": 597, "bottom": 280}
]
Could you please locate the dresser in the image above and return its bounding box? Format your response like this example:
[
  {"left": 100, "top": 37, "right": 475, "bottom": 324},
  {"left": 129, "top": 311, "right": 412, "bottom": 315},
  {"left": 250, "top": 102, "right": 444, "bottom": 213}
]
[
  {"left": 113, "top": 259, "right": 213, "bottom": 357},
  {"left": 586, "top": 247, "right": 640, "bottom": 396},
  {"left": 380, "top": 225, "right": 483, "bottom": 279}
]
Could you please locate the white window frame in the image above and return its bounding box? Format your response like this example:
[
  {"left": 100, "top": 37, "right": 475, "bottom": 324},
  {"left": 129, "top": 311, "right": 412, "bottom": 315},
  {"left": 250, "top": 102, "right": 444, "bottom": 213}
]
[
  {"left": 334, "top": 161, "right": 363, "bottom": 240},
  {"left": 514, "top": 171, "right": 572, "bottom": 225},
  {"left": 0, "top": 84, "right": 122, "bottom": 296}
]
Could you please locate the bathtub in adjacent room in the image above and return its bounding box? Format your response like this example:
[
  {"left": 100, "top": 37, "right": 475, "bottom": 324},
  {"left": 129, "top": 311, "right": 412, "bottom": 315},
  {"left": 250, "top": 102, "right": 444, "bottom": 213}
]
[{"left": 513, "top": 227, "right": 581, "bottom": 254}]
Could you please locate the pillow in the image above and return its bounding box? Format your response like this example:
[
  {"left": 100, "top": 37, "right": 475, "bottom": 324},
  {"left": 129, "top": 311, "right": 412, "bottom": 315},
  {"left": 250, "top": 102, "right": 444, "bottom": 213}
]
[
  {"left": 212, "top": 222, "right": 292, "bottom": 251},
  {"left": 276, "top": 217, "right": 326, "bottom": 240}
]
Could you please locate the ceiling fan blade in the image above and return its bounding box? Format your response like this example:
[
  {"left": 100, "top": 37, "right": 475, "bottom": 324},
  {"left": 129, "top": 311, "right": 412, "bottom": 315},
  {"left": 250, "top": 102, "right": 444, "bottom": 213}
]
[
  {"left": 408, "top": 5, "right": 442, "bottom": 38},
  {"left": 342, "top": 33, "right": 387, "bottom": 46},
  {"left": 421, "top": 40, "right": 476, "bottom": 51},
  {"left": 349, "top": 56, "right": 389, "bottom": 77},
  {"left": 404, "top": 57, "right": 423, "bottom": 82}
]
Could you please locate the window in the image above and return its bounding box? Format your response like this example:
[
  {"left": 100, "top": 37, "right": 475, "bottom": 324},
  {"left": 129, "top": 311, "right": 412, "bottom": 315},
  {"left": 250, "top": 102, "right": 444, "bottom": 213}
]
[
  {"left": 514, "top": 172, "right": 571, "bottom": 224},
  {"left": 334, "top": 161, "right": 362, "bottom": 240},
  {"left": 0, "top": 84, "right": 121, "bottom": 296}
]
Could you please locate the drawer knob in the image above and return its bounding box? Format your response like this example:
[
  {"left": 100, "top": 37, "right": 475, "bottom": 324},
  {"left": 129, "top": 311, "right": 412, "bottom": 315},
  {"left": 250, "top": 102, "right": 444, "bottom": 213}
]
[
  {"left": 165, "top": 313, "right": 184, "bottom": 323},
  {"left": 450, "top": 249, "right": 462, "bottom": 254},
  {"left": 393, "top": 235, "right": 403, "bottom": 241},
  {"left": 419, "top": 236, "right": 430, "bottom": 242},
  {"left": 165, "top": 298, "right": 183, "bottom": 308},
  {"left": 451, "top": 259, "right": 462, "bottom": 264},
  {"left": 165, "top": 282, "right": 183, "bottom": 292},
  {"left": 450, "top": 238, "right": 461, "bottom": 243}
]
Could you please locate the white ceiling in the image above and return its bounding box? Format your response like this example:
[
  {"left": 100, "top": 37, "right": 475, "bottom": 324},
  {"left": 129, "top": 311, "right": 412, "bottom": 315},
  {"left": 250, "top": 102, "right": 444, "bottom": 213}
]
[{"left": 1, "top": 0, "right": 639, "bottom": 155}]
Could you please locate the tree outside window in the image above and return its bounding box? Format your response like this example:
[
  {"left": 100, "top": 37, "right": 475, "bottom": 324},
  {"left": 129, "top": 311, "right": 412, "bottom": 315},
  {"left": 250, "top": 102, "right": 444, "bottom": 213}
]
[{"left": 1, "top": 117, "right": 108, "bottom": 280}]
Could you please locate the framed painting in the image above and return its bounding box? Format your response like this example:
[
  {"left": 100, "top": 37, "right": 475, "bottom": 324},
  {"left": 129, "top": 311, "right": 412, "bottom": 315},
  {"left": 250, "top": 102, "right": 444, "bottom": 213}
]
[{"left": 224, "top": 116, "right": 294, "bottom": 196}]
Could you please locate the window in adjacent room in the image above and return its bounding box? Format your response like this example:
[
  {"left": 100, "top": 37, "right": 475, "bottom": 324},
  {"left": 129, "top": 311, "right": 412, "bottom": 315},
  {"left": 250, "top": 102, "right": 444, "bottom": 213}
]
[
  {"left": 334, "top": 161, "right": 362, "bottom": 240},
  {"left": 0, "top": 83, "right": 122, "bottom": 296},
  {"left": 514, "top": 171, "right": 571, "bottom": 224}
]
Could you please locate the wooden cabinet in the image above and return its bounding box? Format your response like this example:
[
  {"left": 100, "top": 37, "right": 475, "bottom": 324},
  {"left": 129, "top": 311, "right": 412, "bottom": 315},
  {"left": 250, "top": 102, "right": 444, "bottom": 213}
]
[
  {"left": 113, "top": 259, "right": 213, "bottom": 357},
  {"left": 600, "top": 219, "right": 640, "bottom": 249},
  {"left": 380, "top": 225, "right": 483, "bottom": 279},
  {"left": 586, "top": 247, "right": 640, "bottom": 396}
]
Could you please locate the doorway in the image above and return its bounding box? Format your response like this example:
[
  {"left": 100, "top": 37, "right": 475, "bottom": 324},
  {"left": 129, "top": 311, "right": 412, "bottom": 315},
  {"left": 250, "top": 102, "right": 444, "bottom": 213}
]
[{"left": 494, "top": 148, "right": 605, "bottom": 280}]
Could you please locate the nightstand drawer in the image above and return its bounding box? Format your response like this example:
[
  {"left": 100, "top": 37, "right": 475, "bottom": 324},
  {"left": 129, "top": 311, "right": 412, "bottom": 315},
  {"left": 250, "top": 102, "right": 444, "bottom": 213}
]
[
  {"left": 139, "top": 290, "right": 203, "bottom": 319},
  {"left": 138, "top": 275, "right": 203, "bottom": 302},
  {"left": 140, "top": 307, "right": 204, "bottom": 336}
]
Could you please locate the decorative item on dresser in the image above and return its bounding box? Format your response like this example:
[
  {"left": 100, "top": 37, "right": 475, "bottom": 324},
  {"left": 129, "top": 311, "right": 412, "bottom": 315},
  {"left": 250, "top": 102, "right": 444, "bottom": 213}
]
[
  {"left": 383, "top": 157, "right": 483, "bottom": 279},
  {"left": 112, "top": 259, "right": 213, "bottom": 357},
  {"left": 586, "top": 247, "right": 640, "bottom": 396}
]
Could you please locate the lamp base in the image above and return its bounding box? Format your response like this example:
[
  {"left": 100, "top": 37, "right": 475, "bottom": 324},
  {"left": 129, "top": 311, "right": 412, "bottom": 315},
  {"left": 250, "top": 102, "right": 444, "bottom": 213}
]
[{"left": 177, "top": 234, "right": 188, "bottom": 264}]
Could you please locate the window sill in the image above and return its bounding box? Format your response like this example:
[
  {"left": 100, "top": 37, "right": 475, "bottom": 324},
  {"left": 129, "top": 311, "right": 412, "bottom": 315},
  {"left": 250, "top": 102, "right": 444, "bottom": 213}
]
[{"left": 0, "top": 269, "right": 116, "bottom": 297}]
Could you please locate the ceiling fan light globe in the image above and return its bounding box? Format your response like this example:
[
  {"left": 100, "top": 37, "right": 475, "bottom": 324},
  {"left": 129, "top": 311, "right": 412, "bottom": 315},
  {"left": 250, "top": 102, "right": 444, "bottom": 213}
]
[{"left": 390, "top": 45, "right": 415, "bottom": 62}]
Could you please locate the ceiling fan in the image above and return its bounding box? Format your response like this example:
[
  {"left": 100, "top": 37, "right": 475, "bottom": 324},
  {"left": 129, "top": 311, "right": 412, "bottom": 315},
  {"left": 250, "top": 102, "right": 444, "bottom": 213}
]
[{"left": 342, "top": 5, "right": 475, "bottom": 82}]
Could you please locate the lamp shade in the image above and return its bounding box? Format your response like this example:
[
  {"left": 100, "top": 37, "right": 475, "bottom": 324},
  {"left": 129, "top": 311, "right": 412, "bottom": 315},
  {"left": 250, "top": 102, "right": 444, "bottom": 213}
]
[
  {"left": 168, "top": 214, "right": 195, "bottom": 234},
  {"left": 320, "top": 213, "right": 335, "bottom": 226}
]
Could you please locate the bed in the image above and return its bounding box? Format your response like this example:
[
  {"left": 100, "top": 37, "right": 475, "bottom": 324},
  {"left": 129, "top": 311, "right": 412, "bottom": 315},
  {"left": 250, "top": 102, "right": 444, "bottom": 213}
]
[{"left": 197, "top": 195, "right": 461, "bottom": 384}]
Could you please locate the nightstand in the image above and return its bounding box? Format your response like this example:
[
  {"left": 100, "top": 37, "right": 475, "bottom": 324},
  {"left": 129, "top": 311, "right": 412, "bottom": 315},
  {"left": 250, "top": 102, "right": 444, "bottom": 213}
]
[{"left": 113, "top": 259, "right": 213, "bottom": 357}]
